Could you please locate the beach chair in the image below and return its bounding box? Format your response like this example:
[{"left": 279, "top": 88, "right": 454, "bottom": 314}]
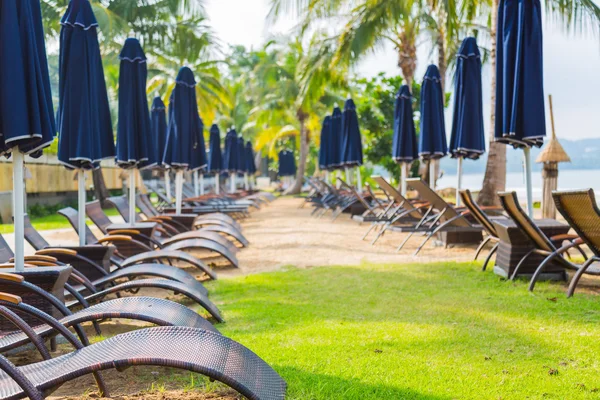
[
  {"left": 35, "top": 211, "right": 218, "bottom": 280},
  {"left": 82, "top": 201, "right": 239, "bottom": 268},
  {"left": 108, "top": 196, "right": 248, "bottom": 248},
  {"left": 0, "top": 273, "right": 218, "bottom": 357},
  {"left": 370, "top": 177, "right": 436, "bottom": 245},
  {"left": 459, "top": 189, "right": 505, "bottom": 271},
  {"left": 0, "top": 323, "right": 286, "bottom": 399},
  {"left": 389, "top": 179, "right": 484, "bottom": 255},
  {"left": 498, "top": 191, "right": 591, "bottom": 296}
]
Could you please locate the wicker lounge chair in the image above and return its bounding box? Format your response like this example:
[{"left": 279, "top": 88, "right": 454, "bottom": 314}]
[
  {"left": 107, "top": 196, "right": 248, "bottom": 248},
  {"left": 0, "top": 323, "right": 286, "bottom": 399},
  {"left": 21, "top": 216, "right": 216, "bottom": 283},
  {"left": 548, "top": 189, "right": 600, "bottom": 296},
  {"left": 387, "top": 179, "right": 484, "bottom": 255},
  {"left": 369, "top": 177, "right": 435, "bottom": 245},
  {"left": 459, "top": 189, "right": 505, "bottom": 271},
  {"left": 0, "top": 273, "right": 218, "bottom": 355},
  {"left": 498, "top": 191, "right": 590, "bottom": 295},
  {"left": 61, "top": 203, "right": 239, "bottom": 268}
]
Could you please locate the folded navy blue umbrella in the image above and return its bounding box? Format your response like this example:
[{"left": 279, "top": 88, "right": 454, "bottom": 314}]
[
  {"left": 330, "top": 106, "right": 343, "bottom": 169},
  {"left": 392, "top": 85, "right": 418, "bottom": 163},
  {"left": 340, "top": 99, "right": 363, "bottom": 166},
  {"left": 495, "top": 0, "right": 546, "bottom": 148},
  {"left": 223, "top": 129, "right": 239, "bottom": 172},
  {"left": 150, "top": 96, "right": 167, "bottom": 169},
  {"left": 163, "top": 67, "right": 206, "bottom": 171},
  {"left": 207, "top": 124, "right": 223, "bottom": 174},
  {"left": 245, "top": 141, "right": 257, "bottom": 175},
  {"left": 0, "top": 0, "right": 56, "bottom": 157},
  {"left": 419, "top": 65, "right": 448, "bottom": 160},
  {"left": 116, "top": 38, "right": 152, "bottom": 169},
  {"left": 237, "top": 136, "right": 247, "bottom": 174},
  {"left": 278, "top": 150, "right": 296, "bottom": 177},
  {"left": 57, "top": 0, "right": 115, "bottom": 169},
  {"left": 319, "top": 116, "right": 332, "bottom": 170},
  {"left": 450, "top": 37, "right": 485, "bottom": 160}
]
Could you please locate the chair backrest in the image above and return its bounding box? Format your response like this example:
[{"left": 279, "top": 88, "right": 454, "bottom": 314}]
[
  {"left": 337, "top": 178, "right": 372, "bottom": 211},
  {"left": 136, "top": 194, "right": 156, "bottom": 217},
  {"left": 460, "top": 190, "right": 499, "bottom": 237},
  {"left": 0, "top": 233, "right": 15, "bottom": 262},
  {"left": 106, "top": 196, "right": 140, "bottom": 223},
  {"left": 372, "top": 176, "right": 426, "bottom": 220},
  {"left": 58, "top": 207, "right": 98, "bottom": 244},
  {"left": 498, "top": 192, "right": 555, "bottom": 252},
  {"left": 23, "top": 215, "right": 51, "bottom": 250},
  {"left": 85, "top": 201, "right": 112, "bottom": 234},
  {"left": 406, "top": 178, "right": 470, "bottom": 226},
  {"left": 553, "top": 189, "right": 600, "bottom": 257}
]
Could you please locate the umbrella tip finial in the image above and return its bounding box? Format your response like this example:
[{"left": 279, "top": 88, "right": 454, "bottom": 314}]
[{"left": 128, "top": 29, "right": 136, "bottom": 38}]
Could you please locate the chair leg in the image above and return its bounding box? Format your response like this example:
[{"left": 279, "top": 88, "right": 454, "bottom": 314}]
[
  {"left": 371, "top": 224, "right": 388, "bottom": 245},
  {"left": 509, "top": 249, "right": 536, "bottom": 281},
  {"left": 482, "top": 243, "right": 499, "bottom": 272},
  {"left": 362, "top": 223, "right": 377, "bottom": 240},
  {"left": 414, "top": 232, "right": 435, "bottom": 256},
  {"left": 528, "top": 252, "right": 559, "bottom": 291},
  {"left": 566, "top": 258, "right": 597, "bottom": 298},
  {"left": 397, "top": 232, "right": 415, "bottom": 252},
  {"left": 474, "top": 237, "right": 492, "bottom": 261}
]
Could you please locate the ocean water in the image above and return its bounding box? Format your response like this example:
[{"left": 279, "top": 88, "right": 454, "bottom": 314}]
[{"left": 436, "top": 169, "right": 600, "bottom": 201}]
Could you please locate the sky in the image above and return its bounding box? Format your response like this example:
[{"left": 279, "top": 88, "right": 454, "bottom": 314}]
[{"left": 206, "top": 0, "right": 600, "bottom": 142}]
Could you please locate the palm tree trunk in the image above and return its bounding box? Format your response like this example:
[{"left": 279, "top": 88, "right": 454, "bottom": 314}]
[
  {"left": 397, "top": 28, "right": 417, "bottom": 86},
  {"left": 478, "top": 0, "right": 506, "bottom": 206},
  {"left": 92, "top": 168, "right": 110, "bottom": 207},
  {"left": 287, "top": 115, "right": 308, "bottom": 195}
]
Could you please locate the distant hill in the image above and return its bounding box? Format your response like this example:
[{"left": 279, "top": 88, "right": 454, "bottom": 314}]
[{"left": 439, "top": 138, "right": 600, "bottom": 175}]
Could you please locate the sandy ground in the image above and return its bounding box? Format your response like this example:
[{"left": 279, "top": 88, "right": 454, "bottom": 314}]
[{"left": 229, "top": 196, "right": 475, "bottom": 276}]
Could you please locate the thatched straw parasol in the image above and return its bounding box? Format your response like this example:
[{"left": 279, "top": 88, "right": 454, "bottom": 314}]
[{"left": 536, "top": 95, "right": 570, "bottom": 218}]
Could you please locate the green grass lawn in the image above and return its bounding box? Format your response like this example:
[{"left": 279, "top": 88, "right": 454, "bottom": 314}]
[
  {"left": 204, "top": 262, "right": 600, "bottom": 400},
  {"left": 0, "top": 208, "right": 121, "bottom": 234}
]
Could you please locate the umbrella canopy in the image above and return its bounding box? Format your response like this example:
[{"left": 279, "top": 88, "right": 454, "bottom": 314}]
[
  {"left": 163, "top": 67, "right": 206, "bottom": 171},
  {"left": 245, "top": 141, "right": 257, "bottom": 174},
  {"left": 330, "top": 106, "right": 343, "bottom": 169},
  {"left": 149, "top": 96, "right": 167, "bottom": 168},
  {"left": 495, "top": 0, "right": 546, "bottom": 148},
  {"left": 392, "top": 85, "right": 418, "bottom": 163},
  {"left": 419, "top": 65, "right": 448, "bottom": 160},
  {"left": 278, "top": 150, "right": 296, "bottom": 177},
  {"left": 57, "top": 0, "right": 115, "bottom": 169},
  {"left": 223, "top": 129, "right": 239, "bottom": 172},
  {"left": 237, "top": 137, "right": 247, "bottom": 174},
  {"left": 0, "top": 0, "right": 56, "bottom": 157},
  {"left": 319, "top": 116, "right": 332, "bottom": 170},
  {"left": 207, "top": 124, "right": 223, "bottom": 173},
  {"left": 116, "top": 38, "right": 152, "bottom": 169},
  {"left": 340, "top": 99, "right": 363, "bottom": 166},
  {"left": 450, "top": 37, "right": 485, "bottom": 160}
]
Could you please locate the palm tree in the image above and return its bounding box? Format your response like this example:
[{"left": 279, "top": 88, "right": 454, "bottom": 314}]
[
  {"left": 250, "top": 37, "right": 347, "bottom": 194},
  {"left": 271, "top": 0, "right": 600, "bottom": 203}
]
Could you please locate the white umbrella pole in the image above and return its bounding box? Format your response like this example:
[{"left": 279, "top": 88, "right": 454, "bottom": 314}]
[
  {"left": 326, "top": 171, "right": 330, "bottom": 185},
  {"left": 456, "top": 157, "right": 463, "bottom": 207},
  {"left": 345, "top": 168, "right": 351, "bottom": 185},
  {"left": 356, "top": 167, "right": 362, "bottom": 192},
  {"left": 200, "top": 173, "right": 205, "bottom": 196},
  {"left": 244, "top": 173, "right": 249, "bottom": 190},
  {"left": 401, "top": 163, "right": 408, "bottom": 197},
  {"left": 230, "top": 173, "right": 236, "bottom": 193},
  {"left": 524, "top": 147, "right": 534, "bottom": 217},
  {"left": 128, "top": 169, "right": 136, "bottom": 226},
  {"left": 13, "top": 151, "right": 25, "bottom": 271},
  {"left": 164, "top": 171, "right": 172, "bottom": 201},
  {"left": 193, "top": 171, "right": 199, "bottom": 197},
  {"left": 429, "top": 160, "right": 436, "bottom": 189},
  {"left": 216, "top": 174, "right": 220, "bottom": 195},
  {"left": 336, "top": 170, "right": 341, "bottom": 189},
  {"left": 175, "top": 170, "right": 183, "bottom": 214},
  {"left": 77, "top": 169, "right": 86, "bottom": 246}
]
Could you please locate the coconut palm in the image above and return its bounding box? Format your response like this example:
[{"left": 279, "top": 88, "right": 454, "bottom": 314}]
[
  {"left": 250, "top": 37, "right": 348, "bottom": 194},
  {"left": 270, "top": 0, "right": 600, "bottom": 203}
]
